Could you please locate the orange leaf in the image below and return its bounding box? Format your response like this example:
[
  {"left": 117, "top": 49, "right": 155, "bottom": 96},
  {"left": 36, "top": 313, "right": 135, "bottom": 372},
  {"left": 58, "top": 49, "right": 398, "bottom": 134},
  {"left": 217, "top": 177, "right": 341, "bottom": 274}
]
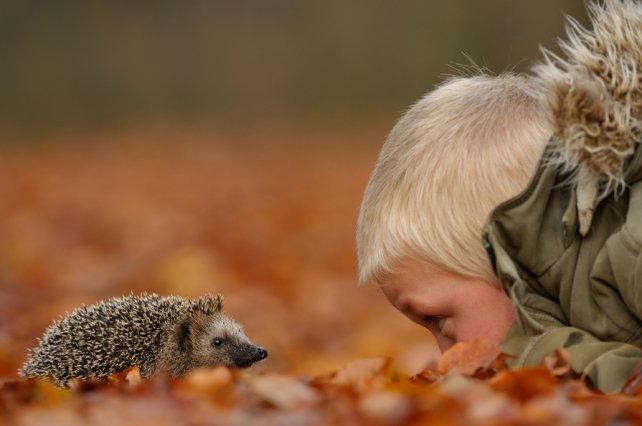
[
  {"left": 108, "top": 366, "right": 142, "bottom": 389},
  {"left": 329, "top": 357, "right": 390, "bottom": 391},
  {"left": 543, "top": 348, "right": 577, "bottom": 379},
  {"left": 621, "top": 360, "right": 642, "bottom": 396},
  {"left": 359, "top": 390, "right": 413, "bottom": 423},
  {"left": 489, "top": 367, "right": 557, "bottom": 402},
  {"left": 410, "top": 367, "right": 440, "bottom": 386},
  {"left": 437, "top": 337, "right": 502, "bottom": 376},
  {"left": 181, "top": 366, "right": 234, "bottom": 392},
  {"left": 250, "top": 374, "right": 320, "bottom": 410}
]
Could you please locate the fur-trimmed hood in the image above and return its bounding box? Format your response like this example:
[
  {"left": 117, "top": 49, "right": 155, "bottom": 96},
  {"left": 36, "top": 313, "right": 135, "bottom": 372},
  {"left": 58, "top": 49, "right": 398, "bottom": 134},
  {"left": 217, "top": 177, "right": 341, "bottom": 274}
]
[{"left": 534, "top": 0, "right": 642, "bottom": 235}]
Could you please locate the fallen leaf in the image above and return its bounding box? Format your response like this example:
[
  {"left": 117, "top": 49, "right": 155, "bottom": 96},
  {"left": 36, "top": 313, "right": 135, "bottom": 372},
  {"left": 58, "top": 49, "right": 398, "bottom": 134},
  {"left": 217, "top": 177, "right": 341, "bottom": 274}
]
[
  {"left": 108, "top": 366, "right": 142, "bottom": 389},
  {"left": 3, "top": 133, "right": 642, "bottom": 425},
  {"left": 124, "top": 366, "right": 142, "bottom": 387},
  {"left": 181, "top": 367, "right": 234, "bottom": 393},
  {"left": 438, "top": 337, "right": 501, "bottom": 376},
  {"left": 410, "top": 366, "right": 440, "bottom": 386},
  {"left": 621, "top": 360, "right": 642, "bottom": 396},
  {"left": 358, "top": 390, "right": 413, "bottom": 423},
  {"left": 250, "top": 374, "right": 320, "bottom": 409},
  {"left": 543, "top": 348, "right": 579, "bottom": 381},
  {"left": 489, "top": 367, "right": 557, "bottom": 403},
  {"left": 329, "top": 357, "right": 390, "bottom": 391}
]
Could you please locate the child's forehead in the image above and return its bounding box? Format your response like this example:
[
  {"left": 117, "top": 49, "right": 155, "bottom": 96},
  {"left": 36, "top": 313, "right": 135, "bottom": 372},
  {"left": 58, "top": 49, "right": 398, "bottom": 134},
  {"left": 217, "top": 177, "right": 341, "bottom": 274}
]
[
  {"left": 377, "top": 258, "right": 493, "bottom": 305},
  {"left": 380, "top": 257, "right": 444, "bottom": 282}
]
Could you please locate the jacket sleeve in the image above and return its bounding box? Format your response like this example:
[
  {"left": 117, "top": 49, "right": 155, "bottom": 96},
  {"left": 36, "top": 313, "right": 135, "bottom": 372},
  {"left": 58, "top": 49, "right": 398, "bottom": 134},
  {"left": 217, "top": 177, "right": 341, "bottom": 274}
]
[
  {"left": 503, "top": 278, "right": 642, "bottom": 394},
  {"left": 599, "top": 183, "right": 642, "bottom": 316},
  {"left": 490, "top": 173, "right": 642, "bottom": 394}
]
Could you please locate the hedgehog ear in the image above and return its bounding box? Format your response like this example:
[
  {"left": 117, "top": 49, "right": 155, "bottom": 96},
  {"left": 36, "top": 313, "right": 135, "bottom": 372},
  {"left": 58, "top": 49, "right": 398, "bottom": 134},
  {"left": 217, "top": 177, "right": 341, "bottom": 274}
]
[
  {"left": 176, "top": 320, "right": 191, "bottom": 353},
  {"left": 195, "top": 294, "right": 224, "bottom": 315}
]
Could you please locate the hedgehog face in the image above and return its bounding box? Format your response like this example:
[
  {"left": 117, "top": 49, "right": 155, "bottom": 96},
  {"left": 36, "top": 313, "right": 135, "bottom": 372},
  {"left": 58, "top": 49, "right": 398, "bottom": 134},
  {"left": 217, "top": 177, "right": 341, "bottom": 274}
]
[{"left": 188, "top": 313, "right": 268, "bottom": 369}]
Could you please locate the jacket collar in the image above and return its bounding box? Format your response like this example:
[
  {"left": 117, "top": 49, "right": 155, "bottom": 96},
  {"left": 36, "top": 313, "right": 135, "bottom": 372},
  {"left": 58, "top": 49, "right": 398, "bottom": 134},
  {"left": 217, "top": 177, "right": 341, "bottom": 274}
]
[{"left": 533, "top": 0, "right": 642, "bottom": 235}]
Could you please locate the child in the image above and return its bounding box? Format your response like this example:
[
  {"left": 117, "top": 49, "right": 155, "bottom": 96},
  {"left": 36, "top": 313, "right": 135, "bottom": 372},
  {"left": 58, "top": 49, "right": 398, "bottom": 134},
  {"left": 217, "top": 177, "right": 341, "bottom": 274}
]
[
  {"left": 357, "top": 73, "right": 551, "bottom": 349},
  {"left": 356, "top": 0, "right": 642, "bottom": 393}
]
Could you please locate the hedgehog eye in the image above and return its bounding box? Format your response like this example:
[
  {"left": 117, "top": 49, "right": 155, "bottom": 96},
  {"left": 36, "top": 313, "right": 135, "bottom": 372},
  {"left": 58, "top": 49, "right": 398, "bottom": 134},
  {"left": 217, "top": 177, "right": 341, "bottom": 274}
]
[{"left": 212, "top": 338, "right": 224, "bottom": 347}]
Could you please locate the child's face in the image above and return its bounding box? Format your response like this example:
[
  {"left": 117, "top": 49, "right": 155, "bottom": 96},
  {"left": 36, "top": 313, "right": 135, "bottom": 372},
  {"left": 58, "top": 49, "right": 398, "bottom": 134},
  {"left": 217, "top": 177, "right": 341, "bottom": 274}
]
[{"left": 378, "top": 258, "right": 516, "bottom": 352}]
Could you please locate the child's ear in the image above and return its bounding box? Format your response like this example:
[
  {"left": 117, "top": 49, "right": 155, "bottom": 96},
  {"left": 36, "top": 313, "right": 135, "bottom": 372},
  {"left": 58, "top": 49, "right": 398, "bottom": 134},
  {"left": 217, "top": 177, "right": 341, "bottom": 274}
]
[
  {"left": 176, "top": 320, "right": 192, "bottom": 352},
  {"left": 192, "top": 294, "right": 224, "bottom": 315}
]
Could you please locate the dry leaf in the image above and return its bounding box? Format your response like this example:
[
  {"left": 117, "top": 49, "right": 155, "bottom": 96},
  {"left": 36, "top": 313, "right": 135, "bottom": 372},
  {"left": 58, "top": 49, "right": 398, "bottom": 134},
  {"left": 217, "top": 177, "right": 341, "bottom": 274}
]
[
  {"left": 543, "top": 348, "right": 578, "bottom": 380},
  {"left": 124, "top": 366, "right": 142, "bottom": 387},
  {"left": 621, "top": 360, "right": 642, "bottom": 396},
  {"left": 437, "top": 337, "right": 502, "bottom": 376},
  {"left": 107, "top": 366, "right": 142, "bottom": 389},
  {"left": 2, "top": 134, "right": 642, "bottom": 425},
  {"left": 329, "top": 357, "right": 389, "bottom": 390},
  {"left": 410, "top": 367, "right": 440, "bottom": 386},
  {"left": 489, "top": 367, "right": 557, "bottom": 403},
  {"left": 358, "top": 391, "right": 413, "bottom": 423},
  {"left": 182, "top": 367, "right": 234, "bottom": 393},
  {"left": 250, "top": 374, "right": 320, "bottom": 409}
]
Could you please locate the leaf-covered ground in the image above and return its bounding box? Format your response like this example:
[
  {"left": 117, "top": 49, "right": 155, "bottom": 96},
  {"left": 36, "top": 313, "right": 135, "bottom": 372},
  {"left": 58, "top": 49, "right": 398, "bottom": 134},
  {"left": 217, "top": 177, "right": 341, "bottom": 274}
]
[{"left": 1, "top": 127, "right": 641, "bottom": 425}]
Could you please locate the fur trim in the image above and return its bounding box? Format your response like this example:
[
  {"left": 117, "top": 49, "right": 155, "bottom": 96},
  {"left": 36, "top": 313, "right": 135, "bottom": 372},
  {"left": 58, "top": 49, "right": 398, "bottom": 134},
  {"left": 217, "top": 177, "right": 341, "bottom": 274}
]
[{"left": 533, "top": 0, "right": 642, "bottom": 235}]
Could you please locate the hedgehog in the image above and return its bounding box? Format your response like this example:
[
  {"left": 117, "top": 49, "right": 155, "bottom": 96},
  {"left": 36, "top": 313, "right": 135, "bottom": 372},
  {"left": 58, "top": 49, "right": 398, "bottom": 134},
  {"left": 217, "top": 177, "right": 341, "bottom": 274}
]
[{"left": 19, "top": 293, "right": 267, "bottom": 387}]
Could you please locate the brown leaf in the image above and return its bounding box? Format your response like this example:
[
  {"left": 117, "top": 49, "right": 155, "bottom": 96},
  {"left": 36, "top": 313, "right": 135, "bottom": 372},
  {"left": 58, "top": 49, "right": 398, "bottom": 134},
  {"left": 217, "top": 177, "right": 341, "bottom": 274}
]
[
  {"left": 109, "top": 366, "right": 142, "bottom": 389},
  {"left": 543, "top": 348, "right": 578, "bottom": 380},
  {"left": 0, "top": 378, "right": 38, "bottom": 405},
  {"left": 621, "top": 360, "right": 642, "bottom": 396},
  {"left": 437, "top": 337, "right": 502, "bottom": 376},
  {"left": 410, "top": 366, "right": 440, "bottom": 386},
  {"left": 489, "top": 367, "right": 557, "bottom": 403},
  {"left": 125, "top": 366, "right": 142, "bottom": 386},
  {"left": 250, "top": 374, "right": 320, "bottom": 410},
  {"left": 4, "top": 132, "right": 642, "bottom": 425},
  {"left": 68, "top": 377, "right": 104, "bottom": 392},
  {"left": 329, "top": 357, "right": 390, "bottom": 391},
  {"left": 181, "top": 366, "right": 234, "bottom": 393},
  {"left": 358, "top": 390, "right": 413, "bottom": 423}
]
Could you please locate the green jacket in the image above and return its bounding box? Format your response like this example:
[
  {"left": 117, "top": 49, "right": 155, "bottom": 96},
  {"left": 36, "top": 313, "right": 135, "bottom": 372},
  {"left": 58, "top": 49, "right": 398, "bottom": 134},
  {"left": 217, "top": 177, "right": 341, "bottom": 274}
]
[{"left": 483, "top": 0, "right": 642, "bottom": 393}]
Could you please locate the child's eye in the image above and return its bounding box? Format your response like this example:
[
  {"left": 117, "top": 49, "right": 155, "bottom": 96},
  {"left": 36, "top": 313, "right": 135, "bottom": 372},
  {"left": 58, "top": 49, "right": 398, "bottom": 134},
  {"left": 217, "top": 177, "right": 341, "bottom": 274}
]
[
  {"left": 424, "top": 316, "right": 444, "bottom": 330},
  {"left": 211, "top": 338, "right": 225, "bottom": 347}
]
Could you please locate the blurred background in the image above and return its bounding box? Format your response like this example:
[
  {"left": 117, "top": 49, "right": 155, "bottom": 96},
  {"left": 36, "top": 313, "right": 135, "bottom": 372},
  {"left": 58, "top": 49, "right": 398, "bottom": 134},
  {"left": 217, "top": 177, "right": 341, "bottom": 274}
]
[
  {"left": 0, "top": 1, "right": 586, "bottom": 378},
  {"left": 0, "top": 0, "right": 587, "bottom": 131}
]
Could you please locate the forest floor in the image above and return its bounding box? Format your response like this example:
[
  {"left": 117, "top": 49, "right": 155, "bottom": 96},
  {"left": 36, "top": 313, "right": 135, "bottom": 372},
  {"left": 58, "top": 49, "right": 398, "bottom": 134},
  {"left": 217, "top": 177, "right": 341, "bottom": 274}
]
[{"left": 1, "top": 126, "right": 641, "bottom": 425}]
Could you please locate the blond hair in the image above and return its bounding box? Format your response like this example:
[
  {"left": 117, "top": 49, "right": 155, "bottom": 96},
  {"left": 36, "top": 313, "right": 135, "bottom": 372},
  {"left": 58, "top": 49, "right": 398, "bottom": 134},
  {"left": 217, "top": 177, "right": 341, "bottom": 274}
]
[{"left": 356, "top": 74, "right": 552, "bottom": 285}]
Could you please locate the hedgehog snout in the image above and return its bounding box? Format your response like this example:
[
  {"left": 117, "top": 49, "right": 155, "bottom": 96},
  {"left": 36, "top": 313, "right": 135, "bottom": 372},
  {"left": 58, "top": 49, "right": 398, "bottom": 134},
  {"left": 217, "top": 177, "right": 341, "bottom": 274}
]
[
  {"left": 244, "top": 345, "right": 268, "bottom": 364},
  {"left": 231, "top": 343, "right": 268, "bottom": 368},
  {"left": 256, "top": 347, "right": 268, "bottom": 361}
]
